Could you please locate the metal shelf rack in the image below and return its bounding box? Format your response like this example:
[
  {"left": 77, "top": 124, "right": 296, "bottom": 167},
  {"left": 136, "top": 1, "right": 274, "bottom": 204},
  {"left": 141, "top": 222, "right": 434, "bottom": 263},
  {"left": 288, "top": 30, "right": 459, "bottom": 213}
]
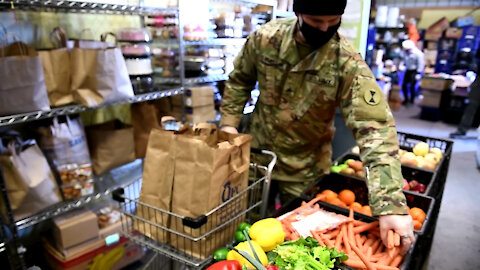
[
  {"left": 155, "top": 74, "right": 229, "bottom": 85},
  {"left": 0, "top": 88, "right": 183, "bottom": 127},
  {"left": 185, "top": 38, "right": 246, "bottom": 46},
  {"left": 0, "top": 0, "right": 178, "bottom": 14},
  {"left": 15, "top": 159, "right": 143, "bottom": 231}
]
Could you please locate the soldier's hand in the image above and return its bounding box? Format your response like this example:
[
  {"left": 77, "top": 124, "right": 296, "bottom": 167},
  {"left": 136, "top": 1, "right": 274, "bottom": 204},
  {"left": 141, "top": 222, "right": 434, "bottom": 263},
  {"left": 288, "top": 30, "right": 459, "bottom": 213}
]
[
  {"left": 379, "top": 214, "right": 415, "bottom": 255},
  {"left": 220, "top": 125, "right": 238, "bottom": 134}
]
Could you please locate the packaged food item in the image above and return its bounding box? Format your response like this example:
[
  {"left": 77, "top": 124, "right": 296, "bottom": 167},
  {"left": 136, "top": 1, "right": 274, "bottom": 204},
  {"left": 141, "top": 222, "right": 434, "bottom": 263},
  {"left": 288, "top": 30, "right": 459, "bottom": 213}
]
[
  {"left": 124, "top": 58, "right": 153, "bottom": 76},
  {"left": 58, "top": 163, "right": 94, "bottom": 199},
  {"left": 117, "top": 28, "right": 152, "bottom": 43}
]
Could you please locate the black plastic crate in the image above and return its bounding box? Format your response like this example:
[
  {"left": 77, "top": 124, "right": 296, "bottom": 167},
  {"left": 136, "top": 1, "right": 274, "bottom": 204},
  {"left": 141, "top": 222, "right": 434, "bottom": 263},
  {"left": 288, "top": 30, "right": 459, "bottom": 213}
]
[
  {"left": 300, "top": 173, "right": 435, "bottom": 235},
  {"left": 334, "top": 153, "right": 435, "bottom": 197},
  {"left": 273, "top": 197, "right": 416, "bottom": 270},
  {"left": 397, "top": 132, "right": 453, "bottom": 204}
]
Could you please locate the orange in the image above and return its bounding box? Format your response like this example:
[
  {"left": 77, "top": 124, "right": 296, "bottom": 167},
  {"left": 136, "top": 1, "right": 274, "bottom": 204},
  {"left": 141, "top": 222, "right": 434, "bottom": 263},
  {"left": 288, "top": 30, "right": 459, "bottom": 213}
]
[
  {"left": 322, "top": 190, "right": 338, "bottom": 202},
  {"left": 360, "top": 205, "right": 372, "bottom": 216},
  {"left": 350, "top": 202, "right": 363, "bottom": 212},
  {"left": 338, "top": 189, "right": 356, "bottom": 205},
  {"left": 330, "top": 198, "right": 348, "bottom": 208},
  {"left": 410, "top": 207, "right": 426, "bottom": 223},
  {"left": 413, "top": 220, "right": 423, "bottom": 230}
]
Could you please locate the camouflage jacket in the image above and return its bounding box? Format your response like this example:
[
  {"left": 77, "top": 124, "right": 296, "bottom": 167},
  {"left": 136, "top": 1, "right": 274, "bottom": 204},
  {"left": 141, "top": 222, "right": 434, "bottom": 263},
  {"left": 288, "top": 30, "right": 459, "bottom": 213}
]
[{"left": 220, "top": 18, "right": 408, "bottom": 216}]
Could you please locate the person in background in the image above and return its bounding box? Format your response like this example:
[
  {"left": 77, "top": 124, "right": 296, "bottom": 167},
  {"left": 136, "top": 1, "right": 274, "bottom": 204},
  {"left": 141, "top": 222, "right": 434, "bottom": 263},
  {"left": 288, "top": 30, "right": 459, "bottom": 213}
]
[
  {"left": 401, "top": 39, "right": 424, "bottom": 105},
  {"left": 405, "top": 18, "right": 420, "bottom": 43},
  {"left": 220, "top": 0, "right": 414, "bottom": 254},
  {"left": 450, "top": 47, "right": 480, "bottom": 138},
  {"left": 384, "top": 59, "right": 400, "bottom": 85}
]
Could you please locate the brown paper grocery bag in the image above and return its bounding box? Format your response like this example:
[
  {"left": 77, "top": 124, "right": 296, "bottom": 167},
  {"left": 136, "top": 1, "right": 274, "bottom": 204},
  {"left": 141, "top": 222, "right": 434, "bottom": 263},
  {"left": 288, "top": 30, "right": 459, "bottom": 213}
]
[
  {"left": 38, "top": 27, "right": 73, "bottom": 106},
  {"left": 71, "top": 33, "right": 133, "bottom": 107},
  {"left": 85, "top": 120, "right": 135, "bottom": 175},
  {"left": 0, "top": 140, "right": 61, "bottom": 221},
  {"left": 0, "top": 40, "right": 50, "bottom": 116},
  {"left": 130, "top": 99, "right": 172, "bottom": 159},
  {"left": 135, "top": 128, "right": 178, "bottom": 243},
  {"left": 170, "top": 124, "right": 251, "bottom": 258}
]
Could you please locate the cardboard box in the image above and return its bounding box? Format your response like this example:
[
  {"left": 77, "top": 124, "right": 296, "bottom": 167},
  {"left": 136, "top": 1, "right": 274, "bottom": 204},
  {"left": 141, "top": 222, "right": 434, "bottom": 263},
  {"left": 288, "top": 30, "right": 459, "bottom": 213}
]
[
  {"left": 185, "top": 104, "right": 216, "bottom": 123},
  {"left": 445, "top": 28, "right": 463, "bottom": 39},
  {"left": 420, "top": 76, "right": 453, "bottom": 91},
  {"left": 421, "top": 90, "right": 443, "bottom": 108},
  {"left": 424, "top": 49, "right": 438, "bottom": 67},
  {"left": 171, "top": 86, "right": 214, "bottom": 107},
  {"left": 53, "top": 209, "right": 99, "bottom": 250},
  {"left": 44, "top": 236, "right": 144, "bottom": 270},
  {"left": 425, "top": 17, "right": 449, "bottom": 41}
]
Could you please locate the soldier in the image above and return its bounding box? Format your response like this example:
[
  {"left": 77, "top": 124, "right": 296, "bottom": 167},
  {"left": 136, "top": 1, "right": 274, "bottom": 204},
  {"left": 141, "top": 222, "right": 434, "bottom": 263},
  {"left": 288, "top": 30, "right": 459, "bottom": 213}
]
[{"left": 220, "top": 0, "right": 414, "bottom": 254}]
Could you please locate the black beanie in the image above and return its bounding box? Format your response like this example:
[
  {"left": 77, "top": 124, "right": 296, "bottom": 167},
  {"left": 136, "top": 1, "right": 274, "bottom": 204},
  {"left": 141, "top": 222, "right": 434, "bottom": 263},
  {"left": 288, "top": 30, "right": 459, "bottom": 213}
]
[{"left": 293, "top": 0, "right": 347, "bottom": 15}]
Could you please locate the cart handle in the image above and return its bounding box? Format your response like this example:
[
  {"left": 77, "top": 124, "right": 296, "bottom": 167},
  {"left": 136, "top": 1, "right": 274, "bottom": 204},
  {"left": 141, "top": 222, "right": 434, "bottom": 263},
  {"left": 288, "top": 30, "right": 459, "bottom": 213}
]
[{"left": 252, "top": 148, "right": 277, "bottom": 219}]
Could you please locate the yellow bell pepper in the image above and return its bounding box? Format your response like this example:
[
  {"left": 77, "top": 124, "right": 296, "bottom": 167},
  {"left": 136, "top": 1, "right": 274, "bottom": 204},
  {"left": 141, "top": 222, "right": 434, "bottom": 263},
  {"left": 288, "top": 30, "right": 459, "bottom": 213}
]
[
  {"left": 226, "top": 241, "right": 268, "bottom": 268},
  {"left": 249, "top": 218, "right": 285, "bottom": 252}
]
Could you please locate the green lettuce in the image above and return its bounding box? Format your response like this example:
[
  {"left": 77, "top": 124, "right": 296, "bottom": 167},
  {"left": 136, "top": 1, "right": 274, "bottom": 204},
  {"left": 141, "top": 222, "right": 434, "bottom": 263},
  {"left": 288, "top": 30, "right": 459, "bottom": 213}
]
[{"left": 267, "top": 237, "right": 348, "bottom": 270}]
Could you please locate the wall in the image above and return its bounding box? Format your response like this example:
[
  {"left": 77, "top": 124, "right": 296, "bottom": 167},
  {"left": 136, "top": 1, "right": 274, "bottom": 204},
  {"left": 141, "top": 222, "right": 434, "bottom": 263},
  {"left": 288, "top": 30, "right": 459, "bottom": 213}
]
[
  {"left": 375, "top": 0, "right": 479, "bottom": 7},
  {"left": 0, "top": 11, "right": 140, "bottom": 48}
]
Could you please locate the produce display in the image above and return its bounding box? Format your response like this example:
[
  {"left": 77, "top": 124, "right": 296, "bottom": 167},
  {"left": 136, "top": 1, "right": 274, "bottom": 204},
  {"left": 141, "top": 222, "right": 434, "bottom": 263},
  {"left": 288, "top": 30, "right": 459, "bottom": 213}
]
[
  {"left": 399, "top": 142, "right": 443, "bottom": 170},
  {"left": 350, "top": 143, "right": 444, "bottom": 171},
  {"left": 317, "top": 189, "right": 372, "bottom": 217},
  {"left": 330, "top": 159, "right": 365, "bottom": 179},
  {"left": 277, "top": 198, "right": 407, "bottom": 269}
]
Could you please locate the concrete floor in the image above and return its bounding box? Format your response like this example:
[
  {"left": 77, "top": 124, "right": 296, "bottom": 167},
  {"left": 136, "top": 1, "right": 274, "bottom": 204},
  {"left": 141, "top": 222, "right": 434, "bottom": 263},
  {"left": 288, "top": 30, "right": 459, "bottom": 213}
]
[{"left": 392, "top": 105, "right": 480, "bottom": 270}]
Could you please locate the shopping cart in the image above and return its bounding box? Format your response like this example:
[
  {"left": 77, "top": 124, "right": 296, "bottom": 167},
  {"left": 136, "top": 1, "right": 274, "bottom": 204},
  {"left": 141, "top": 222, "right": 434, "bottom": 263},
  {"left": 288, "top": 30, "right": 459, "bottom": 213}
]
[{"left": 112, "top": 149, "right": 277, "bottom": 269}]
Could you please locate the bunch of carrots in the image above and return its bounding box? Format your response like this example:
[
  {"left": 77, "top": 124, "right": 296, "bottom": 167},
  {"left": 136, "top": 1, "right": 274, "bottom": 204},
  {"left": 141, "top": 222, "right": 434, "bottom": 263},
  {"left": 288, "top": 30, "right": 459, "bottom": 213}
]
[{"left": 278, "top": 197, "right": 405, "bottom": 270}]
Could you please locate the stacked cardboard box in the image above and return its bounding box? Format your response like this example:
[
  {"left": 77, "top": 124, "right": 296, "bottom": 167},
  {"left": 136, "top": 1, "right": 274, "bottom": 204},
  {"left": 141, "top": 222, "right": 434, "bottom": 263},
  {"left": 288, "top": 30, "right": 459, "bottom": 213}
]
[
  {"left": 171, "top": 86, "right": 216, "bottom": 123},
  {"left": 45, "top": 208, "right": 143, "bottom": 270},
  {"left": 420, "top": 76, "right": 453, "bottom": 108}
]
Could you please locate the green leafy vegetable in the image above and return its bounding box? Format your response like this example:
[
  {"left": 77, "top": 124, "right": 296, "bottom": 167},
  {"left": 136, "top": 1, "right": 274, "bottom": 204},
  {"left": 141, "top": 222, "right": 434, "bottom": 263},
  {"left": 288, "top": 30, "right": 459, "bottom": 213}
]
[{"left": 267, "top": 237, "right": 347, "bottom": 270}]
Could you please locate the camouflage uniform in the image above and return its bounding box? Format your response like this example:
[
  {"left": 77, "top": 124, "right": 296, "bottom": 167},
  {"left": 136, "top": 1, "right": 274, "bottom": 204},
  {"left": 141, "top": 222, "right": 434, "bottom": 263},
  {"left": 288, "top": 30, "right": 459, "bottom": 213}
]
[{"left": 220, "top": 18, "right": 408, "bottom": 216}]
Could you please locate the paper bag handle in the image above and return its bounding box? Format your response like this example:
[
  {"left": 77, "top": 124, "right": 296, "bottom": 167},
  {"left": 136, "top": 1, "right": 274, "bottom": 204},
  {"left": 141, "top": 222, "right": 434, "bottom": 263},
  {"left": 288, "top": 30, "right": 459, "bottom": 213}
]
[
  {"left": 0, "top": 33, "right": 25, "bottom": 57},
  {"left": 100, "top": 32, "right": 117, "bottom": 44},
  {"left": 193, "top": 123, "right": 217, "bottom": 135},
  {"left": 229, "top": 135, "right": 252, "bottom": 173},
  {"left": 49, "top": 27, "right": 68, "bottom": 49}
]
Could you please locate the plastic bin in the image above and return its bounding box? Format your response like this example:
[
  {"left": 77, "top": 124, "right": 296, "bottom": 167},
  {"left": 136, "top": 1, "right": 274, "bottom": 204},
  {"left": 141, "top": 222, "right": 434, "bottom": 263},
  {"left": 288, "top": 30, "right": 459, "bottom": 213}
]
[
  {"left": 273, "top": 197, "right": 416, "bottom": 270},
  {"left": 397, "top": 132, "right": 453, "bottom": 202},
  {"left": 300, "top": 173, "right": 435, "bottom": 235},
  {"left": 334, "top": 153, "right": 435, "bottom": 196}
]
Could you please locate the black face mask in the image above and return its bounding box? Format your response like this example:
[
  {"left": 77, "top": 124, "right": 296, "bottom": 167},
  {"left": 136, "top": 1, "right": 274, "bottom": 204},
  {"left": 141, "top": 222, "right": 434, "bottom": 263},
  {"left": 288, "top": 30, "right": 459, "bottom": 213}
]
[{"left": 299, "top": 17, "right": 341, "bottom": 48}]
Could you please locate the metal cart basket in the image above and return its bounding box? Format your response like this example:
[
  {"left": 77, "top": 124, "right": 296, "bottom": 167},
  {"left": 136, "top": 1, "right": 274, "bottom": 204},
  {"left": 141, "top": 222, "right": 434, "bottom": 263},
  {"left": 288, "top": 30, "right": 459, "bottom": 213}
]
[{"left": 112, "top": 149, "right": 277, "bottom": 269}]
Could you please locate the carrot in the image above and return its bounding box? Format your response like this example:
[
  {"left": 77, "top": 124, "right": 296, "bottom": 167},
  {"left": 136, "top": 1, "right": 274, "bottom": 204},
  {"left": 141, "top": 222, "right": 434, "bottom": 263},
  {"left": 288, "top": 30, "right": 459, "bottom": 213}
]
[
  {"left": 335, "top": 229, "right": 343, "bottom": 250},
  {"left": 294, "top": 197, "right": 322, "bottom": 211},
  {"left": 353, "top": 221, "right": 379, "bottom": 234},
  {"left": 361, "top": 235, "right": 368, "bottom": 243},
  {"left": 366, "top": 247, "right": 373, "bottom": 261},
  {"left": 349, "top": 208, "right": 354, "bottom": 220},
  {"left": 371, "top": 239, "right": 382, "bottom": 255},
  {"left": 349, "top": 240, "right": 377, "bottom": 270},
  {"left": 387, "top": 230, "right": 394, "bottom": 249},
  {"left": 355, "top": 234, "right": 364, "bottom": 249},
  {"left": 389, "top": 255, "right": 403, "bottom": 267},
  {"left": 363, "top": 238, "right": 374, "bottom": 252},
  {"left": 348, "top": 222, "right": 356, "bottom": 248},
  {"left": 343, "top": 259, "right": 367, "bottom": 269},
  {"left": 341, "top": 224, "right": 352, "bottom": 255},
  {"left": 369, "top": 230, "right": 381, "bottom": 238},
  {"left": 321, "top": 234, "right": 334, "bottom": 248},
  {"left": 311, "top": 230, "right": 325, "bottom": 246},
  {"left": 354, "top": 220, "right": 367, "bottom": 226},
  {"left": 324, "top": 229, "right": 340, "bottom": 239},
  {"left": 394, "top": 233, "right": 400, "bottom": 247},
  {"left": 388, "top": 248, "right": 400, "bottom": 265}
]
